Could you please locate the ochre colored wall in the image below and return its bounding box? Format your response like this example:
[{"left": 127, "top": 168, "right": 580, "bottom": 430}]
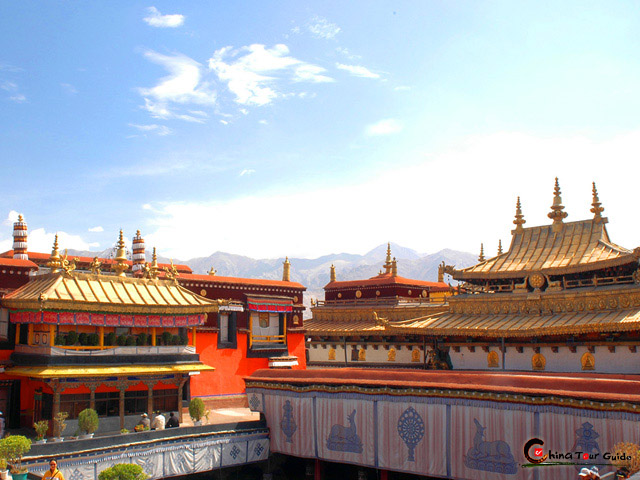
[{"left": 190, "top": 331, "right": 307, "bottom": 398}]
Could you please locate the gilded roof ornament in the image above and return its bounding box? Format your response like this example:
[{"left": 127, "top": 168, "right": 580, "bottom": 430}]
[
  {"left": 89, "top": 256, "right": 102, "bottom": 275},
  {"left": 208, "top": 266, "right": 217, "bottom": 276},
  {"left": 282, "top": 256, "right": 291, "bottom": 282},
  {"left": 590, "top": 182, "right": 605, "bottom": 223},
  {"left": 59, "top": 250, "right": 78, "bottom": 275},
  {"left": 47, "top": 234, "right": 62, "bottom": 273},
  {"left": 17, "top": 214, "right": 23, "bottom": 222},
  {"left": 391, "top": 257, "right": 398, "bottom": 277},
  {"left": 513, "top": 196, "right": 526, "bottom": 232},
  {"left": 497, "top": 239, "right": 503, "bottom": 255},
  {"left": 144, "top": 247, "right": 160, "bottom": 279},
  {"left": 478, "top": 243, "right": 485, "bottom": 262},
  {"left": 330, "top": 264, "right": 336, "bottom": 283},
  {"left": 112, "top": 230, "right": 130, "bottom": 277},
  {"left": 163, "top": 259, "right": 180, "bottom": 282},
  {"left": 384, "top": 242, "right": 393, "bottom": 273},
  {"left": 547, "top": 177, "right": 568, "bottom": 230}
]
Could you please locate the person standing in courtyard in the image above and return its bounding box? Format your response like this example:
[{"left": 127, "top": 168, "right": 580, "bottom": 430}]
[{"left": 42, "top": 459, "right": 65, "bottom": 480}]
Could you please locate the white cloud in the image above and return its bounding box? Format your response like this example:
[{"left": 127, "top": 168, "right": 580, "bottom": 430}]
[
  {"left": 209, "top": 44, "right": 333, "bottom": 106},
  {"left": 142, "top": 204, "right": 153, "bottom": 210},
  {"left": 258, "top": 119, "right": 268, "bottom": 125},
  {"left": 3, "top": 211, "right": 20, "bottom": 226},
  {"left": 336, "top": 63, "right": 380, "bottom": 79},
  {"left": 0, "top": 221, "right": 100, "bottom": 255},
  {"left": 365, "top": 118, "right": 403, "bottom": 136},
  {"left": 138, "top": 50, "right": 215, "bottom": 122},
  {"left": 0, "top": 81, "right": 17, "bottom": 92},
  {"left": 129, "top": 123, "right": 173, "bottom": 136},
  {"left": 220, "top": 119, "right": 229, "bottom": 125},
  {"left": 8, "top": 94, "right": 26, "bottom": 103},
  {"left": 336, "top": 47, "right": 360, "bottom": 60},
  {"left": 0, "top": 63, "right": 23, "bottom": 73},
  {"left": 143, "top": 7, "right": 185, "bottom": 28},
  {"left": 60, "top": 83, "right": 77, "bottom": 95},
  {"left": 88, "top": 226, "right": 104, "bottom": 232},
  {"left": 308, "top": 16, "right": 340, "bottom": 39},
  {"left": 239, "top": 169, "right": 255, "bottom": 176},
  {"left": 137, "top": 129, "right": 640, "bottom": 259},
  {"left": 394, "top": 85, "right": 411, "bottom": 91}
]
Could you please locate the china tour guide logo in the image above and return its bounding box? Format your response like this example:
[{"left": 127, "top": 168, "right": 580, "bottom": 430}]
[{"left": 523, "top": 437, "right": 631, "bottom": 469}]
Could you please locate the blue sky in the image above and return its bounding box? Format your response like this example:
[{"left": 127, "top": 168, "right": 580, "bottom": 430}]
[{"left": 1, "top": 1, "right": 640, "bottom": 260}]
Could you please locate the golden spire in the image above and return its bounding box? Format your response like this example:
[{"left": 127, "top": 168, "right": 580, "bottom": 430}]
[
  {"left": 330, "top": 264, "right": 336, "bottom": 283},
  {"left": 17, "top": 214, "right": 23, "bottom": 222},
  {"left": 144, "top": 247, "right": 160, "bottom": 279},
  {"left": 47, "top": 234, "right": 62, "bottom": 273},
  {"left": 208, "top": 266, "right": 217, "bottom": 276},
  {"left": 548, "top": 177, "right": 568, "bottom": 229},
  {"left": 497, "top": 239, "right": 503, "bottom": 255},
  {"left": 478, "top": 243, "right": 485, "bottom": 262},
  {"left": 590, "top": 181, "right": 605, "bottom": 223},
  {"left": 112, "top": 230, "right": 129, "bottom": 277},
  {"left": 282, "top": 256, "right": 291, "bottom": 282},
  {"left": 384, "top": 242, "right": 393, "bottom": 274},
  {"left": 391, "top": 257, "right": 398, "bottom": 277},
  {"left": 513, "top": 196, "right": 526, "bottom": 232}
]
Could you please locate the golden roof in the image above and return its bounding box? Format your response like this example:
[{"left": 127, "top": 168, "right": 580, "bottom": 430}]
[
  {"left": 5, "top": 363, "right": 214, "bottom": 379},
  {"left": 2, "top": 271, "right": 221, "bottom": 315},
  {"left": 307, "top": 307, "right": 640, "bottom": 338},
  {"left": 455, "top": 218, "right": 638, "bottom": 280}
]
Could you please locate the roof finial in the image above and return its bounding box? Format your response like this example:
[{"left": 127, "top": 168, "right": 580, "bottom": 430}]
[
  {"left": 330, "top": 264, "right": 336, "bottom": 283},
  {"left": 391, "top": 257, "right": 398, "bottom": 277},
  {"left": 132, "top": 230, "right": 145, "bottom": 273},
  {"left": 591, "top": 181, "right": 605, "bottom": 223},
  {"left": 47, "top": 234, "right": 62, "bottom": 273},
  {"left": 497, "top": 239, "right": 503, "bottom": 255},
  {"left": 384, "top": 242, "right": 393, "bottom": 274},
  {"left": 208, "top": 266, "right": 217, "bottom": 276},
  {"left": 478, "top": 243, "right": 485, "bottom": 262},
  {"left": 144, "top": 247, "right": 160, "bottom": 279},
  {"left": 513, "top": 196, "right": 526, "bottom": 232},
  {"left": 13, "top": 214, "right": 28, "bottom": 260},
  {"left": 548, "top": 177, "right": 568, "bottom": 230},
  {"left": 112, "top": 229, "right": 129, "bottom": 277},
  {"left": 282, "top": 256, "right": 291, "bottom": 282}
]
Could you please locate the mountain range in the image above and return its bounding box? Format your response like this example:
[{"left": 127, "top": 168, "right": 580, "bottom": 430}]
[{"left": 66, "top": 243, "right": 478, "bottom": 317}]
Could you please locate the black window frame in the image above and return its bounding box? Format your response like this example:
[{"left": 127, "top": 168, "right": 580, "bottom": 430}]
[{"left": 217, "top": 311, "right": 237, "bottom": 349}]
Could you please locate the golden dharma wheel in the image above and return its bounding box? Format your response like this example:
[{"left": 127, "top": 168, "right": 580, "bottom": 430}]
[{"left": 356, "top": 290, "right": 362, "bottom": 298}]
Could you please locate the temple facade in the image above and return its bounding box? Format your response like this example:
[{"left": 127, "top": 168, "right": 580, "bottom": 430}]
[{"left": 306, "top": 244, "right": 452, "bottom": 368}]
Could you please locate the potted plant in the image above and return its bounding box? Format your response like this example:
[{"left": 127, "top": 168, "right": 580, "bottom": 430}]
[
  {"left": 189, "top": 398, "right": 206, "bottom": 426},
  {"left": 0, "top": 458, "right": 7, "bottom": 480},
  {"left": 78, "top": 408, "right": 99, "bottom": 439},
  {"left": 120, "top": 428, "right": 129, "bottom": 435},
  {"left": 33, "top": 420, "right": 49, "bottom": 444},
  {"left": 53, "top": 411, "right": 69, "bottom": 441},
  {"left": 0, "top": 435, "right": 32, "bottom": 480}
]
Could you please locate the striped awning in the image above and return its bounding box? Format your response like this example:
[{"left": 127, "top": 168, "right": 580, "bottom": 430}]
[
  {"left": 247, "top": 296, "right": 293, "bottom": 313},
  {"left": 10, "top": 310, "right": 205, "bottom": 327}
]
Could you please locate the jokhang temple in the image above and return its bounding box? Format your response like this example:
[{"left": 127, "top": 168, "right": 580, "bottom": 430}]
[{"left": 246, "top": 179, "right": 640, "bottom": 479}]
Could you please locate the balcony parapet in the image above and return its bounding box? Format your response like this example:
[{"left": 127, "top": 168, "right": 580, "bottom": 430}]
[{"left": 15, "top": 344, "right": 195, "bottom": 357}]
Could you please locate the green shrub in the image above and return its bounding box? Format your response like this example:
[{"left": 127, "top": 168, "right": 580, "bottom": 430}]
[
  {"left": 125, "top": 336, "right": 136, "bottom": 346},
  {"left": 116, "top": 334, "right": 127, "bottom": 346},
  {"left": 105, "top": 332, "right": 116, "bottom": 346},
  {"left": 88, "top": 333, "right": 100, "bottom": 346},
  {"left": 98, "top": 464, "right": 147, "bottom": 480},
  {"left": 33, "top": 420, "right": 48, "bottom": 440},
  {"left": 189, "top": 397, "right": 205, "bottom": 422},
  {"left": 66, "top": 331, "right": 78, "bottom": 345},
  {"left": 179, "top": 334, "right": 188, "bottom": 345},
  {"left": 78, "top": 408, "right": 99, "bottom": 434},
  {"left": 0, "top": 435, "right": 32, "bottom": 473},
  {"left": 78, "top": 333, "right": 88, "bottom": 346},
  {"left": 161, "top": 331, "right": 172, "bottom": 346},
  {"left": 136, "top": 333, "right": 147, "bottom": 346},
  {"left": 171, "top": 335, "right": 180, "bottom": 345},
  {"left": 55, "top": 334, "right": 66, "bottom": 346}
]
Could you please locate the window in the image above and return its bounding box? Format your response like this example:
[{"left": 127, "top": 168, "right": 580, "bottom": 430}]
[
  {"left": 59, "top": 393, "right": 90, "bottom": 419},
  {"left": 0, "top": 309, "right": 8, "bottom": 341},
  {"left": 124, "top": 390, "right": 148, "bottom": 415},
  {"left": 218, "top": 312, "right": 237, "bottom": 349},
  {"left": 153, "top": 388, "right": 178, "bottom": 413},
  {"left": 95, "top": 391, "right": 119, "bottom": 417},
  {"left": 250, "top": 312, "right": 285, "bottom": 348}
]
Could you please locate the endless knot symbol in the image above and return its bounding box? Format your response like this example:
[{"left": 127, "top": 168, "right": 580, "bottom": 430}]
[
  {"left": 70, "top": 468, "right": 84, "bottom": 480},
  {"left": 229, "top": 445, "right": 241, "bottom": 460},
  {"left": 397, "top": 406, "right": 425, "bottom": 461},
  {"left": 254, "top": 443, "right": 265, "bottom": 458},
  {"left": 249, "top": 394, "right": 260, "bottom": 411}
]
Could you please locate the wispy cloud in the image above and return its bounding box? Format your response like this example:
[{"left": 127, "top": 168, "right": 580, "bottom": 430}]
[
  {"left": 8, "top": 94, "right": 26, "bottom": 103},
  {"left": 143, "top": 7, "right": 185, "bottom": 28},
  {"left": 138, "top": 50, "right": 215, "bottom": 122},
  {"left": 88, "top": 226, "right": 104, "bottom": 232},
  {"left": 365, "top": 118, "right": 403, "bottom": 136},
  {"left": 239, "top": 169, "right": 255, "bottom": 176},
  {"left": 0, "top": 220, "right": 100, "bottom": 254},
  {"left": 308, "top": 16, "right": 340, "bottom": 40},
  {"left": 394, "top": 85, "right": 411, "bottom": 91},
  {"left": 129, "top": 123, "right": 173, "bottom": 136},
  {"left": 60, "top": 83, "right": 78, "bottom": 95},
  {"left": 336, "top": 63, "right": 380, "bottom": 79},
  {"left": 336, "top": 47, "right": 360, "bottom": 60},
  {"left": 209, "top": 44, "right": 332, "bottom": 106},
  {"left": 0, "top": 63, "right": 23, "bottom": 73}
]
